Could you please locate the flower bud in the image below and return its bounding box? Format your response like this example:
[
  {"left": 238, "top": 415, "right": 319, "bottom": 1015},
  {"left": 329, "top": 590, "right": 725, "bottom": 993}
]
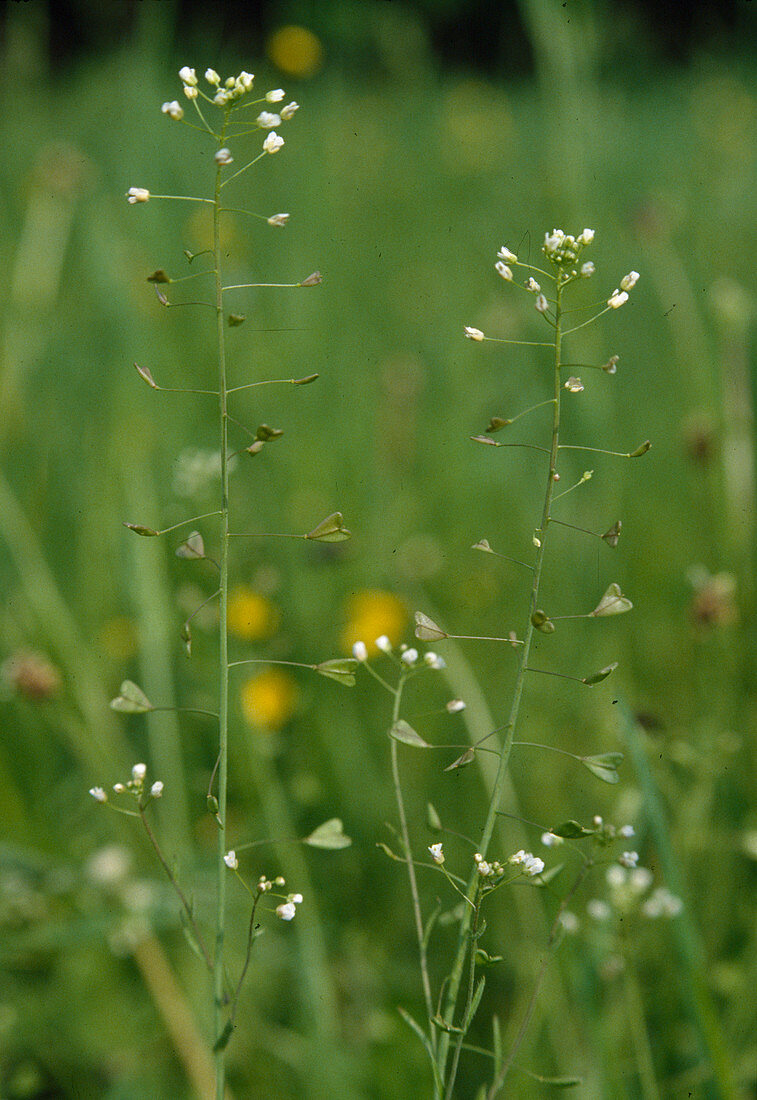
[
  {"left": 495, "top": 261, "right": 513, "bottom": 281},
  {"left": 214, "top": 148, "right": 233, "bottom": 165},
  {"left": 497, "top": 245, "right": 517, "bottom": 263},
  {"left": 178, "top": 66, "right": 198, "bottom": 86},
  {"left": 224, "top": 850, "right": 238, "bottom": 870},
  {"left": 205, "top": 68, "right": 220, "bottom": 85},
  {"left": 89, "top": 787, "right": 107, "bottom": 803},
  {"left": 280, "top": 101, "right": 299, "bottom": 120},
  {"left": 267, "top": 213, "right": 290, "bottom": 227},
  {"left": 464, "top": 326, "right": 484, "bottom": 341},
  {"left": 608, "top": 290, "right": 629, "bottom": 309},
  {"left": 352, "top": 641, "right": 368, "bottom": 662},
  {"left": 257, "top": 111, "right": 281, "bottom": 129},
  {"left": 132, "top": 763, "right": 147, "bottom": 783},
  {"left": 266, "top": 88, "right": 286, "bottom": 102},
  {"left": 126, "top": 187, "right": 150, "bottom": 204},
  {"left": 161, "top": 100, "right": 184, "bottom": 120},
  {"left": 535, "top": 293, "right": 549, "bottom": 313},
  {"left": 263, "top": 132, "right": 285, "bottom": 154},
  {"left": 620, "top": 270, "right": 640, "bottom": 291}
]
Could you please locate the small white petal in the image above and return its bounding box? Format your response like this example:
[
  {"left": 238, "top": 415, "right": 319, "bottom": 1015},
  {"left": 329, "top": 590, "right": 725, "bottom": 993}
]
[
  {"left": 223, "top": 851, "right": 238, "bottom": 870},
  {"left": 276, "top": 901, "right": 297, "bottom": 920},
  {"left": 352, "top": 641, "right": 368, "bottom": 662},
  {"left": 266, "top": 88, "right": 286, "bottom": 102},
  {"left": 464, "top": 326, "right": 484, "bottom": 341}
]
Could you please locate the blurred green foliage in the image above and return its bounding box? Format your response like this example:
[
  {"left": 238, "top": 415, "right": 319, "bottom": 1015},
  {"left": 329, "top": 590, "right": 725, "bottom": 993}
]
[{"left": 0, "top": 2, "right": 755, "bottom": 1098}]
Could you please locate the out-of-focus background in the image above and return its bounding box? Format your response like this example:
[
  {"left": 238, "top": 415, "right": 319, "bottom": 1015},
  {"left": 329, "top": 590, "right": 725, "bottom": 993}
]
[{"left": 1, "top": 1, "right": 755, "bottom": 1097}]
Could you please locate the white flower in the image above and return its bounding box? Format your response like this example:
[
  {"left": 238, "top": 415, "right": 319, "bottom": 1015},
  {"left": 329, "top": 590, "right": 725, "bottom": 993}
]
[
  {"left": 497, "top": 245, "right": 517, "bottom": 263},
  {"left": 445, "top": 699, "right": 466, "bottom": 713},
  {"left": 608, "top": 289, "right": 629, "bottom": 309},
  {"left": 238, "top": 70, "right": 254, "bottom": 90},
  {"left": 526, "top": 277, "right": 541, "bottom": 292},
  {"left": 179, "top": 66, "right": 198, "bottom": 86},
  {"left": 564, "top": 376, "right": 584, "bottom": 393},
  {"left": 183, "top": 85, "right": 199, "bottom": 100},
  {"left": 223, "top": 851, "right": 238, "bottom": 870},
  {"left": 587, "top": 899, "right": 611, "bottom": 921},
  {"left": 400, "top": 647, "right": 418, "bottom": 666},
  {"left": 606, "top": 865, "right": 627, "bottom": 888},
  {"left": 126, "top": 187, "right": 150, "bottom": 204},
  {"left": 150, "top": 781, "right": 164, "bottom": 798},
  {"left": 89, "top": 786, "right": 107, "bottom": 803},
  {"left": 428, "top": 843, "right": 445, "bottom": 864},
  {"left": 263, "top": 132, "right": 284, "bottom": 154},
  {"left": 618, "top": 824, "right": 635, "bottom": 838},
  {"left": 213, "top": 90, "right": 229, "bottom": 105},
  {"left": 540, "top": 832, "right": 563, "bottom": 847},
  {"left": 642, "top": 888, "right": 682, "bottom": 918},
  {"left": 375, "top": 635, "right": 392, "bottom": 653},
  {"left": 267, "top": 213, "right": 290, "bottom": 227},
  {"left": 257, "top": 111, "right": 281, "bottom": 129},
  {"left": 620, "top": 270, "right": 640, "bottom": 291},
  {"left": 424, "top": 652, "right": 446, "bottom": 669},
  {"left": 280, "top": 101, "right": 300, "bottom": 120},
  {"left": 113, "top": 783, "right": 126, "bottom": 793},
  {"left": 205, "top": 68, "right": 220, "bottom": 85},
  {"left": 161, "top": 100, "right": 184, "bottom": 120},
  {"left": 577, "top": 228, "right": 595, "bottom": 245},
  {"left": 580, "top": 261, "right": 595, "bottom": 277},
  {"left": 524, "top": 855, "right": 545, "bottom": 876},
  {"left": 475, "top": 857, "right": 492, "bottom": 876},
  {"left": 543, "top": 229, "right": 565, "bottom": 255},
  {"left": 509, "top": 849, "right": 527, "bottom": 865},
  {"left": 214, "top": 148, "right": 233, "bottom": 165},
  {"left": 291, "top": 892, "right": 303, "bottom": 904},
  {"left": 132, "top": 763, "right": 147, "bottom": 783},
  {"left": 495, "top": 261, "right": 513, "bottom": 281},
  {"left": 619, "top": 850, "right": 639, "bottom": 868},
  {"left": 630, "top": 867, "right": 653, "bottom": 892},
  {"left": 267, "top": 88, "right": 286, "bottom": 102},
  {"left": 276, "top": 901, "right": 297, "bottom": 920},
  {"left": 535, "top": 293, "right": 549, "bottom": 313},
  {"left": 559, "top": 910, "right": 579, "bottom": 933},
  {"left": 464, "top": 326, "right": 484, "bottom": 341},
  {"left": 352, "top": 641, "right": 368, "bottom": 662}
]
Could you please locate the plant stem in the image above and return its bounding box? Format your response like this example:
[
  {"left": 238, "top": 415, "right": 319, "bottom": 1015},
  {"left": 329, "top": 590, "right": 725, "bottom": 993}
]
[
  {"left": 390, "top": 675, "right": 437, "bottom": 1074},
  {"left": 437, "top": 280, "right": 564, "bottom": 1088},
  {"left": 213, "top": 111, "right": 231, "bottom": 1099}
]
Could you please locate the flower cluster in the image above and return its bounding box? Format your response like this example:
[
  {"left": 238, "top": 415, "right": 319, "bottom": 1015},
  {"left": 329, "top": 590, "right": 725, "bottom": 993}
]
[
  {"left": 223, "top": 859, "right": 304, "bottom": 921},
  {"left": 588, "top": 863, "right": 682, "bottom": 922},
  {"left": 89, "top": 762, "right": 163, "bottom": 805},
  {"left": 508, "top": 849, "right": 545, "bottom": 877},
  {"left": 542, "top": 227, "right": 595, "bottom": 267},
  {"left": 352, "top": 637, "right": 447, "bottom": 672}
]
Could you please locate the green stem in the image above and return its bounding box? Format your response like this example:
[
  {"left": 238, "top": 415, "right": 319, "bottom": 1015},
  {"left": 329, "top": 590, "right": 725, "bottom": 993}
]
[
  {"left": 390, "top": 675, "right": 437, "bottom": 1077},
  {"left": 437, "top": 280, "right": 564, "bottom": 1088},
  {"left": 622, "top": 952, "right": 661, "bottom": 1100},
  {"left": 213, "top": 110, "right": 231, "bottom": 1099}
]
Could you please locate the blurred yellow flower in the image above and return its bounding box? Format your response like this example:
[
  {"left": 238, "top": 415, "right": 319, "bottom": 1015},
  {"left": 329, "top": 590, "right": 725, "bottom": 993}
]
[
  {"left": 341, "top": 590, "right": 407, "bottom": 656},
  {"left": 227, "top": 585, "right": 280, "bottom": 641},
  {"left": 241, "top": 668, "right": 297, "bottom": 730},
  {"left": 266, "top": 25, "right": 324, "bottom": 78}
]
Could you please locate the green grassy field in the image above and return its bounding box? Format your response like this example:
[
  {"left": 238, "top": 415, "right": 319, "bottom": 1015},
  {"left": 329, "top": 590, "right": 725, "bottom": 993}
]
[{"left": 1, "top": 4, "right": 756, "bottom": 1098}]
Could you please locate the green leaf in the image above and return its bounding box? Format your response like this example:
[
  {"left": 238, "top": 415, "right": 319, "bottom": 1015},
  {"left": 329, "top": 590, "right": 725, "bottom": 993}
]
[
  {"left": 581, "top": 752, "right": 624, "bottom": 784},
  {"left": 304, "top": 818, "right": 352, "bottom": 849},
  {"left": 430, "top": 1014, "right": 464, "bottom": 1035},
  {"left": 552, "top": 820, "right": 596, "bottom": 839},
  {"left": 228, "top": 313, "right": 246, "bottom": 326},
  {"left": 305, "top": 511, "right": 351, "bottom": 542},
  {"left": 389, "top": 720, "right": 431, "bottom": 748},
  {"left": 398, "top": 1009, "right": 445, "bottom": 1095},
  {"left": 314, "top": 658, "right": 357, "bottom": 686},
  {"left": 414, "top": 611, "right": 448, "bottom": 641},
  {"left": 444, "top": 747, "right": 476, "bottom": 771},
  {"left": 123, "top": 522, "right": 159, "bottom": 537},
  {"left": 591, "top": 583, "right": 632, "bottom": 616},
  {"left": 427, "top": 802, "right": 442, "bottom": 831},
  {"left": 110, "top": 680, "right": 153, "bottom": 713},
  {"left": 582, "top": 661, "right": 618, "bottom": 685},
  {"left": 462, "top": 975, "right": 486, "bottom": 1031},
  {"left": 534, "top": 861, "right": 564, "bottom": 885},
  {"left": 376, "top": 841, "right": 403, "bottom": 862}
]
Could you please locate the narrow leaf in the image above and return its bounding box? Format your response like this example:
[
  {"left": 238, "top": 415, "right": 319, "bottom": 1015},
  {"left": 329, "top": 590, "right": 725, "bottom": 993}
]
[
  {"left": 213, "top": 1021, "right": 234, "bottom": 1053},
  {"left": 110, "top": 679, "right": 153, "bottom": 713},
  {"left": 462, "top": 976, "right": 486, "bottom": 1031},
  {"left": 293, "top": 373, "right": 319, "bottom": 385},
  {"left": 304, "top": 818, "right": 352, "bottom": 849},
  {"left": 426, "top": 802, "right": 443, "bottom": 831},
  {"left": 471, "top": 434, "right": 500, "bottom": 446},
  {"left": 398, "top": 1009, "right": 445, "bottom": 1095},
  {"left": 475, "top": 948, "right": 504, "bottom": 967},
  {"left": 389, "top": 720, "right": 431, "bottom": 748}
]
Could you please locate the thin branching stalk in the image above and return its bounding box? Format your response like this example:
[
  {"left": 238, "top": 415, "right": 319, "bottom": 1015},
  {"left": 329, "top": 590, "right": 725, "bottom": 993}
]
[
  {"left": 437, "top": 280, "right": 564, "bottom": 1088},
  {"left": 213, "top": 110, "right": 231, "bottom": 1097}
]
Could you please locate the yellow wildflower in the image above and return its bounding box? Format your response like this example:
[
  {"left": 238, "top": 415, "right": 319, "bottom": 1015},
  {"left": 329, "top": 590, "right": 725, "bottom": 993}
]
[
  {"left": 341, "top": 590, "right": 407, "bottom": 656},
  {"left": 241, "top": 668, "right": 297, "bottom": 731},
  {"left": 266, "top": 26, "right": 324, "bottom": 78},
  {"left": 227, "top": 585, "right": 280, "bottom": 641}
]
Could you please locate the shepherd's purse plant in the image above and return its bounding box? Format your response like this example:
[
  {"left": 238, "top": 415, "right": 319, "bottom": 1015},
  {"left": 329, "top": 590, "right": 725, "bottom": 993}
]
[{"left": 89, "top": 64, "right": 355, "bottom": 1098}]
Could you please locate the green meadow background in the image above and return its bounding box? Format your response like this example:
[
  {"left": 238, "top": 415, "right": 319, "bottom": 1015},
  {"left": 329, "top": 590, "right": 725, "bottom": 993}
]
[{"left": 1, "top": 1, "right": 755, "bottom": 1097}]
